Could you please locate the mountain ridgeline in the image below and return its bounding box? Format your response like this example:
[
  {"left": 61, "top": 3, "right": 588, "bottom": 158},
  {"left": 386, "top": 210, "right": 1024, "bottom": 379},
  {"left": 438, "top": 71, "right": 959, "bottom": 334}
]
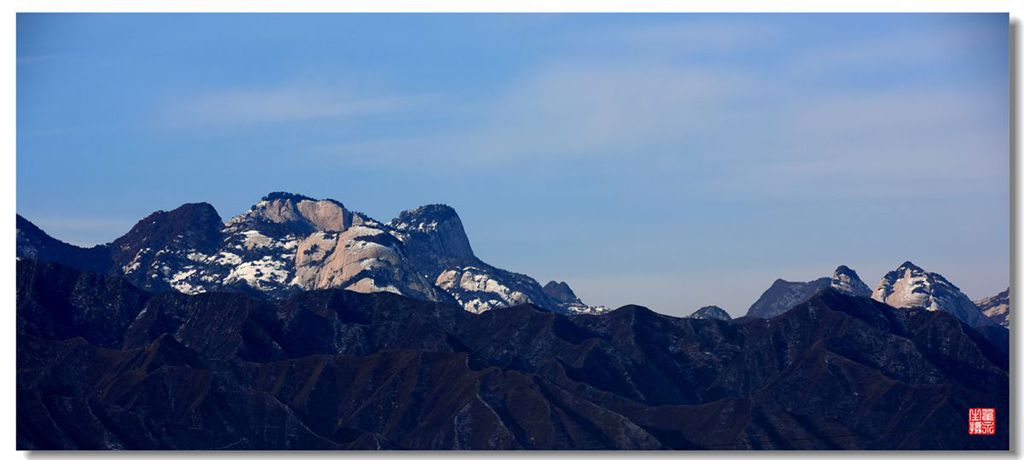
[
  {"left": 688, "top": 306, "right": 732, "bottom": 321},
  {"left": 14, "top": 194, "right": 1011, "bottom": 450},
  {"left": 16, "top": 259, "right": 1009, "bottom": 450},
  {"left": 745, "top": 264, "right": 1009, "bottom": 341},
  {"left": 975, "top": 289, "right": 1010, "bottom": 328},
  {"left": 16, "top": 193, "right": 603, "bottom": 316},
  {"left": 747, "top": 265, "right": 872, "bottom": 319},
  {"left": 17, "top": 194, "right": 1007, "bottom": 335}
]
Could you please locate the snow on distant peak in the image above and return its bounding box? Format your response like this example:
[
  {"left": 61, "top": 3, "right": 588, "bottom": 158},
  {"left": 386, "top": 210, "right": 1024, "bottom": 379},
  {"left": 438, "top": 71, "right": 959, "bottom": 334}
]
[
  {"left": 871, "top": 262, "right": 938, "bottom": 309},
  {"left": 872, "top": 261, "right": 994, "bottom": 329},
  {"left": 568, "top": 304, "right": 610, "bottom": 315},
  {"left": 17, "top": 192, "right": 598, "bottom": 316},
  {"left": 830, "top": 265, "right": 872, "bottom": 297}
]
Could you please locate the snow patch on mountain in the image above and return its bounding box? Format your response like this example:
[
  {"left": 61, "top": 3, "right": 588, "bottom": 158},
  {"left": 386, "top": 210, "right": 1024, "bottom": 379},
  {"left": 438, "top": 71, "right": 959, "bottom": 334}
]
[
  {"left": 436, "top": 266, "right": 532, "bottom": 313},
  {"left": 830, "top": 265, "right": 872, "bottom": 297},
  {"left": 566, "top": 304, "right": 610, "bottom": 315},
  {"left": 872, "top": 261, "right": 995, "bottom": 329},
  {"left": 16, "top": 193, "right": 597, "bottom": 315},
  {"left": 389, "top": 204, "right": 573, "bottom": 314}
]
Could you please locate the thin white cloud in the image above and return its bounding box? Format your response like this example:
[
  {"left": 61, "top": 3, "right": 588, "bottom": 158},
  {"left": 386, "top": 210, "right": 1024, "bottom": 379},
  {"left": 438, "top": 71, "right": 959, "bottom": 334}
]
[
  {"left": 572, "top": 20, "right": 786, "bottom": 57},
  {"left": 159, "top": 83, "right": 435, "bottom": 128},
  {"left": 786, "top": 24, "right": 1001, "bottom": 79},
  {"left": 309, "top": 58, "right": 1005, "bottom": 201},
  {"left": 301, "top": 18, "right": 1006, "bottom": 206},
  {"left": 473, "top": 64, "right": 754, "bottom": 154},
  {"left": 714, "top": 85, "right": 1009, "bottom": 201},
  {"left": 310, "top": 63, "right": 758, "bottom": 167}
]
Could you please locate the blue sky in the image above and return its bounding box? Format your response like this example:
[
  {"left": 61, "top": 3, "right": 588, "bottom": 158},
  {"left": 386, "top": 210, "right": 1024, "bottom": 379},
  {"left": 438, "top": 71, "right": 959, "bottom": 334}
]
[{"left": 17, "top": 13, "right": 1009, "bottom": 316}]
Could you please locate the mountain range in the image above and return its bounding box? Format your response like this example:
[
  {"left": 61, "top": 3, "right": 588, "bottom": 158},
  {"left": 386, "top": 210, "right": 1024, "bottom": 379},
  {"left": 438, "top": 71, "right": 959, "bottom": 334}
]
[
  {"left": 17, "top": 193, "right": 1008, "bottom": 335},
  {"left": 16, "top": 259, "right": 1009, "bottom": 449},
  {"left": 17, "top": 192, "right": 605, "bottom": 316},
  {"left": 744, "top": 263, "right": 1009, "bottom": 337},
  {"left": 15, "top": 193, "right": 1012, "bottom": 450},
  {"left": 746, "top": 265, "right": 872, "bottom": 319}
]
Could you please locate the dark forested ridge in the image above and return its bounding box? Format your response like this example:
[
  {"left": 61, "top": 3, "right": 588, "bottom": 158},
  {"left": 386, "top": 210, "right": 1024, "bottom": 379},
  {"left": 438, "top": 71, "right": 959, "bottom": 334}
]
[{"left": 17, "top": 260, "right": 1008, "bottom": 450}]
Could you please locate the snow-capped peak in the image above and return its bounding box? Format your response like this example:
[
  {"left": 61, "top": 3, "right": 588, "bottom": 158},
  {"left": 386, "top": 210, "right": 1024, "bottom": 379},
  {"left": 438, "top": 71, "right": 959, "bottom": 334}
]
[
  {"left": 872, "top": 261, "right": 993, "bottom": 329},
  {"left": 830, "top": 265, "right": 872, "bottom": 297},
  {"left": 872, "top": 261, "right": 943, "bottom": 309},
  {"left": 390, "top": 203, "right": 475, "bottom": 265},
  {"left": 17, "top": 192, "right": 599, "bottom": 316}
]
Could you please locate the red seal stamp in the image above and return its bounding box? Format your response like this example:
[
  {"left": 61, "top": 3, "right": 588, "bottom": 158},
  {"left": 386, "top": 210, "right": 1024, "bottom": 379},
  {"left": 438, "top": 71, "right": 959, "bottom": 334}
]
[{"left": 968, "top": 408, "right": 996, "bottom": 435}]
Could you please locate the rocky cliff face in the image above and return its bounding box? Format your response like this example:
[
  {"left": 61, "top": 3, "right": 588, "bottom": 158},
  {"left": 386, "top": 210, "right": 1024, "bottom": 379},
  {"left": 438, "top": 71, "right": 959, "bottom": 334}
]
[
  {"left": 390, "top": 204, "right": 476, "bottom": 275},
  {"left": 542, "top": 280, "right": 580, "bottom": 305},
  {"left": 16, "top": 260, "right": 1009, "bottom": 450},
  {"left": 830, "top": 265, "right": 872, "bottom": 297},
  {"left": 387, "top": 204, "right": 573, "bottom": 313},
  {"left": 542, "top": 280, "right": 609, "bottom": 315},
  {"left": 872, "top": 261, "right": 994, "bottom": 330},
  {"left": 16, "top": 193, "right": 588, "bottom": 315},
  {"left": 975, "top": 289, "right": 1009, "bottom": 328}
]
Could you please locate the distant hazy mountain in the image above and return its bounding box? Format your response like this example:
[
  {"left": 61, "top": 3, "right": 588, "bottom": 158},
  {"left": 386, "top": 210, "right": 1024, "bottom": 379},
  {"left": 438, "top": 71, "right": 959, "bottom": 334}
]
[
  {"left": 16, "top": 192, "right": 588, "bottom": 315},
  {"left": 871, "top": 261, "right": 995, "bottom": 330},
  {"left": 746, "top": 265, "right": 871, "bottom": 318},
  {"left": 542, "top": 280, "right": 609, "bottom": 315},
  {"left": 688, "top": 305, "right": 732, "bottom": 321},
  {"left": 975, "top": 288, "right": 1009, "bottom": 328}
]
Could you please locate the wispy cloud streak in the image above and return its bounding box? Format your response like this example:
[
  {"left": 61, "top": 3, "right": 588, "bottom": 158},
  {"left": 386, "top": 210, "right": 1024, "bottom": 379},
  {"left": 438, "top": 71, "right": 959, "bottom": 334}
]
[{"left": 160, "top": 84, "right": 435, "bottom": 128}]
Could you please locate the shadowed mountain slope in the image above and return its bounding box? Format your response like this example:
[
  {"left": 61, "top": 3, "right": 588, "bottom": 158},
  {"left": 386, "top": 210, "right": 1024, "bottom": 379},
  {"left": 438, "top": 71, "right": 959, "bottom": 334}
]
[{"left": 17, "top": 260, "right": 1008, "bottom": 450}]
